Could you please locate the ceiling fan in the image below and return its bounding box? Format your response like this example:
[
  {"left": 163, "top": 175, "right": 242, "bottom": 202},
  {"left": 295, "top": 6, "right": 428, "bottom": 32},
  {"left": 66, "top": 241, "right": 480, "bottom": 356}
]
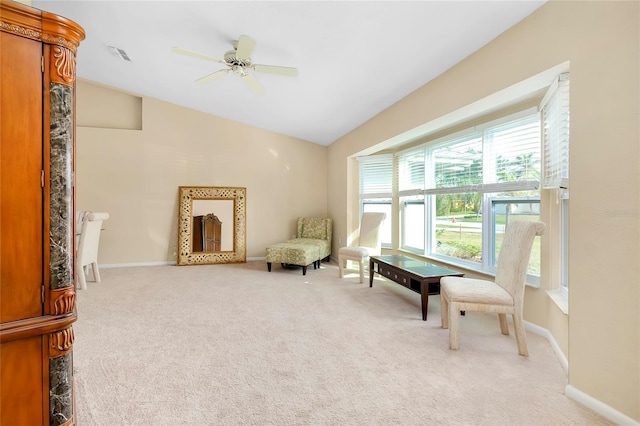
[{"left": 172, "top": 35, "right": 298, "bottom": 94}]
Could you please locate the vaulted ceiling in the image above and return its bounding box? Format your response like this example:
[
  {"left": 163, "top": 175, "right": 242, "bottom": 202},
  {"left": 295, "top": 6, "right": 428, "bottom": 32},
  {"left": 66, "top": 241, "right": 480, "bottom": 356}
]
[{"left": 32, "top": 1, "right": 546, "bottom": 146}]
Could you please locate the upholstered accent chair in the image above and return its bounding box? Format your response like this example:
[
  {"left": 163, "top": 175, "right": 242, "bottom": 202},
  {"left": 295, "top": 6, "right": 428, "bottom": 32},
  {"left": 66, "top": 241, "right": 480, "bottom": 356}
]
[
  {"left": 265, "top": 217, "right": 332, "bottom": 275},
  {"left": 76, "top": 212, "right": 110, "bottom": 290},
  {"left": 440, "top": 221, "right": 546, "bottom": 356},
  {"left": 291, "top": 217, "right": 332, "bottom": 261},
  {"left": 338, "top": 212, "right": 386, "bottom": 283}
]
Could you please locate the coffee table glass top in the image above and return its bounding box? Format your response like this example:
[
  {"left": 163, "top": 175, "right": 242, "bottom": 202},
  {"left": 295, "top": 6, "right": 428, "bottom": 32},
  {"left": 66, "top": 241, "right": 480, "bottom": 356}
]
[{"left": 371, "top": 255, "right": 462, "bottom": 278}]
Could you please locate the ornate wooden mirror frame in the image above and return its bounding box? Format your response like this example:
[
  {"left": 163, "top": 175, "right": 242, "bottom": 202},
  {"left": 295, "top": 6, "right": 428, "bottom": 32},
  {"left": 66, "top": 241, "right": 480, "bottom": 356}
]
[{"left": 177, "top": 186, "right": 246, "bottom": 265}]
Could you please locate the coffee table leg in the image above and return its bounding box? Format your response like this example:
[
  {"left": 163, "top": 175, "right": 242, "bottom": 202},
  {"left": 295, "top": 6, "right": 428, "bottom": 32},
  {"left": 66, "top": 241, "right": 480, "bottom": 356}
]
[
  {"left": 420, "top": 282, "right": 428, "bottom": 321},
  {"left": 369, "top": 259, "right": 375, "bottom": 287}
]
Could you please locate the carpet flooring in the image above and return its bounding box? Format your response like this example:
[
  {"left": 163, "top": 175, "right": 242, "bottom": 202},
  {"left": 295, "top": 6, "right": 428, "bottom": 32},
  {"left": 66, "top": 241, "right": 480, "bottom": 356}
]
[{"left": 73, "top": 261, "right": 610, "bottom": 425}]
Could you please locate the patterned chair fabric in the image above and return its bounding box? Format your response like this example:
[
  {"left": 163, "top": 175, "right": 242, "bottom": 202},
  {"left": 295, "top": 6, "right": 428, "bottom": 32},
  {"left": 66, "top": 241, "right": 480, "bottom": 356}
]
[
  {"left": 296, "top": 217, "right": 332, "bottom": 259},
  {"left": 265, "top": 217, "right": 332, "bottom": 275},
  {"left": 265, "top": 242, "right": 320, "bottom": 275}
]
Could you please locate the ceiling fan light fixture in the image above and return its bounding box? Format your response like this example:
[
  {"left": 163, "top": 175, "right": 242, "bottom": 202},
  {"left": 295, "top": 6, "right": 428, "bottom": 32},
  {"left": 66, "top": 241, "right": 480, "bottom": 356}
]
[{"left": 231, "top": 65, "right": 246, "bottom": 76}]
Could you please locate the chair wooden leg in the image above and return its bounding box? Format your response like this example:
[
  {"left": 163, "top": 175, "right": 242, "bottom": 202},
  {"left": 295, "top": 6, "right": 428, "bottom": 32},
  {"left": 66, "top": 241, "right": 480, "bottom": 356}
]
[
  {"left": 441, "top": 293, "right": 449, "bottom": 329},
  {"left": 338, "top": 255, "right": 344, "bottom": 278},
  {"left": 448, "top": 301, "right": 460, "bottom": 350},
  {"left": 92, "top": 262, "right": 101, "bottom": 282},
  {"left": 512, "top": 314, "right": 529, "bottom": 356},
  {"left": 498, "top": 313, "right": 509, "bottom": 335},
  {"left": 358, "top": 259, "right": 364, "bottom": 283}
]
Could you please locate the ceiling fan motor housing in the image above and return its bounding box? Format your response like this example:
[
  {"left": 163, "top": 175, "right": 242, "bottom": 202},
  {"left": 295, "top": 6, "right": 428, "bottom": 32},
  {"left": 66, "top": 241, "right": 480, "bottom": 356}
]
[{"left": 224, "top": 50, "right": 251, "bottom": 68}]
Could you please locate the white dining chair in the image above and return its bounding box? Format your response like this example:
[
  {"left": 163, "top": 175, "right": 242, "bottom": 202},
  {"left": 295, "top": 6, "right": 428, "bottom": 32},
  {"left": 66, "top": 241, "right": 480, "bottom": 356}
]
[
  {"left": 440, "top": 221, "right": 546, "bottom": 356},
  {"left": 76, "top": 212, "right": 109, "bottom": 290},
  {"left": 338, "top": 212, "right": 387, "bottom": 283}
]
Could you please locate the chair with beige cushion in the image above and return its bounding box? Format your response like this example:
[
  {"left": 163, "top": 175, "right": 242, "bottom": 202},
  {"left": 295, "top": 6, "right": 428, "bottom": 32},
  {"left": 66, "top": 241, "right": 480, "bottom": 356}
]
[
  {"left": 338, "top": 212, "right": 386, "bottom": 283},
  {"left": 440, "top": 221, "right": 546, "bottom": 356},
  {"left": 76, "top": 212, "right": 110, "bottom": 290}
]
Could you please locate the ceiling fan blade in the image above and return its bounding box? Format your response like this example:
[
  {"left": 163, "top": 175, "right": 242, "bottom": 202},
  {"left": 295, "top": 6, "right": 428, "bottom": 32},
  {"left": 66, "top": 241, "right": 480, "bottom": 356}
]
[
  {"left": 252, "top": 64, "right": 298, "bottom": 77},
  {"left": 241, "top": 73, "right": 264, "bottom": 94},
  {"left": 196, "top": 69, "right": 230, "bottom": 84},
  {"left": 172, "top": 47, "right": 225, "bottom": 64},
  {"left": 235, "top": 35, "right": 256, "bottom": 62}
]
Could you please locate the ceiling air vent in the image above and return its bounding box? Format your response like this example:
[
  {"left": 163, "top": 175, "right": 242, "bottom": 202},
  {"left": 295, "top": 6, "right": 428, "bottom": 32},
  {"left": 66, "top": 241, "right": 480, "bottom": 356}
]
[{"left": 107, "top": 46, "right": 131, "bottom": 62}]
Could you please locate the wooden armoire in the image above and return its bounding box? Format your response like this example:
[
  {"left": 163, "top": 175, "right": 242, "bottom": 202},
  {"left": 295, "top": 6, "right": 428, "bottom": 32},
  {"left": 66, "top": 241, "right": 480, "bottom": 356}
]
[
  {"left": 0, "top": 1, "right": 84, "bottom": 425},
  {"left": 192, "top": 214, "right": 222, "bottom": 252}
]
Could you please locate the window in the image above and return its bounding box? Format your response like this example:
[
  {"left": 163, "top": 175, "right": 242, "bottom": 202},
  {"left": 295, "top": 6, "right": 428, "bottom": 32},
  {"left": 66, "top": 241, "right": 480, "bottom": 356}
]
[
  {"left": 398, "top": 149, "right": 425, "bottom": 251},
  {"left": 358, "top": 155, "right": 392, "bottom": 247},
  {"left": 490, "top": 197, "right": 541, "bottom": 277},
  {"left": 398, "top": 109, "right": 542, "bottom": 280},
  {"left": 362, "top": 201, "right": 392, "bottom": 246},
  {"left": 358, "top": 73, "right": 569, "bottom": 287},
  {"left": 541, "top": 73, "right": 570, "bottom": 293}
]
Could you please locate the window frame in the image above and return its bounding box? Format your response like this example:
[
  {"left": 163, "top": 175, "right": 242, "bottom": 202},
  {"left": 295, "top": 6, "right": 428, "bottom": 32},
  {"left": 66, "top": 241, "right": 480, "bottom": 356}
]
[
  {"left": 397, "top": 108, "right": 542, "bottom": 279},
  {"left": 560, "top": 189, "right": 569, "bottom": 296}
]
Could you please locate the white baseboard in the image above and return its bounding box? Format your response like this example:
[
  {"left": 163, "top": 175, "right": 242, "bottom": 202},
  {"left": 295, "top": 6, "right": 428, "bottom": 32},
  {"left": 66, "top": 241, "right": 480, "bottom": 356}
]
[
  {"left": 565, "top": 385, "right": 639, "bottom": 425},
  {"left": 524, "top": 320, "right": 568, "bottom": 374},
  {"left": 100, "top": 261, "right": 176, "bottom": 268},
  {"left": 101, "top": 259, "right": 270, "bottom": 267},
  {"left": 102, "top": 258, "right": 267, "bottom": 267},
  {"left": 525, "top": 321, "right": 638, "bottom": 425}
]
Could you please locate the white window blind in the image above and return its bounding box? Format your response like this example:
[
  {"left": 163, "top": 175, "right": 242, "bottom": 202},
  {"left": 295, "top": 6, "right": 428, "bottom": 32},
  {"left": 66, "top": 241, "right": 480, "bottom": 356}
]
[
  {"left": 541, "top": 73, "right": 570, "bottom": 189},
  {"left": 358, "top": 154, "right": 393, "bottom": 199},
  {"left": 431, "top": 133, "right": 483, "bottom": 193},
  {"left": 397, "top": 148, "right": 425, "bottom": 197},
  {"left": 485, "top": 114, "right": 541, "bottom": 184},
  {"left": 424, "top": 112, "right": 540, "bottom": 195}
]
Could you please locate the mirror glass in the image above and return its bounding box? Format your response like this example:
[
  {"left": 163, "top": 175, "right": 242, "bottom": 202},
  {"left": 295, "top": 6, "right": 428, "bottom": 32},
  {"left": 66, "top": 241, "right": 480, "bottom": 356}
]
[
  {"left": 192, "top": 200, "right": 233, "bottom": 252},
  {"left": 177, "top": 186, "right": 246, "bottom": 265}
]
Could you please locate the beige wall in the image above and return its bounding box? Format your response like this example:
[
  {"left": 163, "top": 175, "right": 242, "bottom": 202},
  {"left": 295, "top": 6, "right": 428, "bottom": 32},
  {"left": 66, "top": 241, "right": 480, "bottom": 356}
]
[
  {"left": 328, "top": 0, "right": 639, "bottom": 422},
  {"left": 75, "top": 81, "right": 327, "bottom": 264}
]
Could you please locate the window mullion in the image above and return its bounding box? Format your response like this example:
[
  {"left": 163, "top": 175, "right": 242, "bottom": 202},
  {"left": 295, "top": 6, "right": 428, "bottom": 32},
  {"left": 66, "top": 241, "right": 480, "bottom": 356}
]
[{"left": 482, "top": 193, "right": 493, "bottom": 272}]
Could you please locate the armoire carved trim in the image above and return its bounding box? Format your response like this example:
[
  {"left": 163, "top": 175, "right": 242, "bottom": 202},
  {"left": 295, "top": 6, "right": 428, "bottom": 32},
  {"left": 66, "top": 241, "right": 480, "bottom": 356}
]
[
  {"left": 49, "top": 327, "right": 75, "bottom": 357},
  {"left": 0, "top": 9, "right": 82, "bottom": 54},
  {"left": 50, "top": 287, "right": 76, "bottom": 315},
  {"left": 0, "top": 20, "right": 40, "bottom": 40},
  {"left": 51, "top": 45, "right": 76, "bottom": 85}
]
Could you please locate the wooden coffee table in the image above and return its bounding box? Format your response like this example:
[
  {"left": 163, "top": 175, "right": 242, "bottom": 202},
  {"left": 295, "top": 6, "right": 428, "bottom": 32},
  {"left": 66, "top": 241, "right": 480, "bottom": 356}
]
[{"left": 369, "top": 255, "right": 464, "bottom": 321}]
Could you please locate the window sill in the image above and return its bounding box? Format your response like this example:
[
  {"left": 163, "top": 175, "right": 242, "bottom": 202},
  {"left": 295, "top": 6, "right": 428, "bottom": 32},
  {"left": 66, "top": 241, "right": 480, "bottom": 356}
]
[
  {"left": 398, "top": 249, "right": 541, "bottom": 288},
  {"left": 546, "top": 289, "right": 569, "bottom": 314}
]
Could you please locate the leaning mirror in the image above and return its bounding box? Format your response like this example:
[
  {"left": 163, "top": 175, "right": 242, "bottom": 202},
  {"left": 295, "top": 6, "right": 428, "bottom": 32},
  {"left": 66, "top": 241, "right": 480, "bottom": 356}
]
[{"left": 177, "top": 186, "right": 246, "bottom": 265}]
